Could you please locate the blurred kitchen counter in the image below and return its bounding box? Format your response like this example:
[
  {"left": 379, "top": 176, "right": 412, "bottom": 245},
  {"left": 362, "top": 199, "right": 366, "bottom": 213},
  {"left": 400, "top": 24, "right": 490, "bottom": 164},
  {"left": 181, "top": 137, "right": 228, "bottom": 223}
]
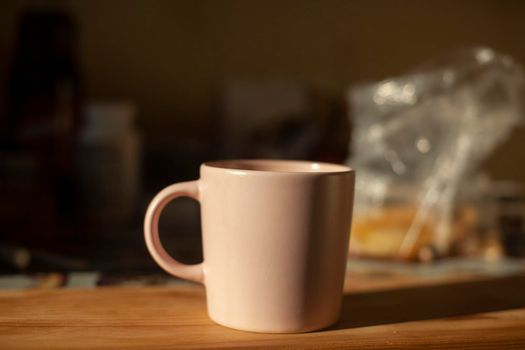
[{"left": 1, "top": 267, "right": 524, "bottom": 349}]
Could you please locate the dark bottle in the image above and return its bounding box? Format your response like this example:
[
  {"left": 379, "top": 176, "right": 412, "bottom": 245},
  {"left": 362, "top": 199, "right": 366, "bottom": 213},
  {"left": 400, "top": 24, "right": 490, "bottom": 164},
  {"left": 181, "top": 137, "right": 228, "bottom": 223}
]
[{"left": 4, "top": 10, "right": 82, "bottom": 242}]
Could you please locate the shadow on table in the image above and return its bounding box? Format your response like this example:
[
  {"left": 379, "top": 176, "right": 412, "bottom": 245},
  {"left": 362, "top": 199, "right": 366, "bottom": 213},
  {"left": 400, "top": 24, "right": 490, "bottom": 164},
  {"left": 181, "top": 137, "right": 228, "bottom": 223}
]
[{"left": 331, "top": 274, "right": 525, "bottom": 330}]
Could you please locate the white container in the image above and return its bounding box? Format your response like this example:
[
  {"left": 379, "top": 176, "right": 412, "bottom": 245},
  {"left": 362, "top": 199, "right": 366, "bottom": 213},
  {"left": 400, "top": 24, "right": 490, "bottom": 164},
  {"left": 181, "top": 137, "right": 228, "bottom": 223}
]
[{"left": 77, "top": 101, "right": 141, "bottom": 223}]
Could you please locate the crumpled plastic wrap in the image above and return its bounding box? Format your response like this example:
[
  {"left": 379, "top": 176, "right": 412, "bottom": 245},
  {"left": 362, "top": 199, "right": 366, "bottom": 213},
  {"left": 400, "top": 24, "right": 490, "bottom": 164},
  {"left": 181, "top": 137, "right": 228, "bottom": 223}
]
[{"left": 347, "top": 47, "right": 524, "bottom": 260}]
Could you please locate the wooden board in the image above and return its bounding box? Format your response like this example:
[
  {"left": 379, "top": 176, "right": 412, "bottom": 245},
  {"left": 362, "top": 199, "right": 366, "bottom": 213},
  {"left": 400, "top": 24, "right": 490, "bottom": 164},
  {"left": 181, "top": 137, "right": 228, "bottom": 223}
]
[{"left": 1, "top": 274, "right": 525, "bottom": 349}]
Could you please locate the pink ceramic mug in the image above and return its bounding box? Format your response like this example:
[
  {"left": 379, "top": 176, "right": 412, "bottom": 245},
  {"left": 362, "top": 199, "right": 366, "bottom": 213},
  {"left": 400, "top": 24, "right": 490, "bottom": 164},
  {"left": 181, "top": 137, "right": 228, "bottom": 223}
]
[{"left": 144, "top": 159, "right": 354, "bottom": 333}]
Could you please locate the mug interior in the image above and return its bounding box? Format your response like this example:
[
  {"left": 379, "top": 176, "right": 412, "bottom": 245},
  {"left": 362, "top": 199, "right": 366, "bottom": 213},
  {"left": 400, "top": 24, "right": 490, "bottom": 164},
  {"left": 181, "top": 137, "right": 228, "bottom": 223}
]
[{"left": 204, "top": 159, "right": 351, "bottom": 173}]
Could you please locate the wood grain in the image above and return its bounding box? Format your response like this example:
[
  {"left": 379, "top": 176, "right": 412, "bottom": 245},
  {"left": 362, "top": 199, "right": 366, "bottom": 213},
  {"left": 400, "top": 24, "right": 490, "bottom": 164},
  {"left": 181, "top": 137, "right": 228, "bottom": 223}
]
[{"left": 1, "top": 275, "right": 525, "bottom": 349}]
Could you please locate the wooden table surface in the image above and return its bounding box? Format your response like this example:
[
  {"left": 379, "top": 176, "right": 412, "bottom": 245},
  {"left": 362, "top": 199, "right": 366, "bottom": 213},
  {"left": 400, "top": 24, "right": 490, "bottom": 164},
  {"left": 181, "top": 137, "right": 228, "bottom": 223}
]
[{"left": 1, "top": 273, "right": 525, "bottom": 349}]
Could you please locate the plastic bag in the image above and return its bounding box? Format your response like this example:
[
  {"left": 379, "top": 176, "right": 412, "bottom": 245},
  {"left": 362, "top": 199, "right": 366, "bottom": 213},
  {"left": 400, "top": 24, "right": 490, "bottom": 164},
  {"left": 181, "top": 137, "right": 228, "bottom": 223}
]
[{"left": 347, "top": 47, "right": 524, "bottom": 260}]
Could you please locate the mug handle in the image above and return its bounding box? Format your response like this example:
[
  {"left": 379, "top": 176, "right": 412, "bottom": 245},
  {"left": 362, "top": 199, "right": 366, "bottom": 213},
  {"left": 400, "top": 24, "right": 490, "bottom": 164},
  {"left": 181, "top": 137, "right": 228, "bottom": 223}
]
[{"left": 144, "top": 181, "right": 203, "bottom": 283}]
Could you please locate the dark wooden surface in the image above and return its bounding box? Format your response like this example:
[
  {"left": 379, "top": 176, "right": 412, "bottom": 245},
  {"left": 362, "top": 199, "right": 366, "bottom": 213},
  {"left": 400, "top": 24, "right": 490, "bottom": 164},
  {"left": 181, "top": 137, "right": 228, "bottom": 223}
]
[{"left": 1, "top": 274, "right": 525, "bottom": 349}]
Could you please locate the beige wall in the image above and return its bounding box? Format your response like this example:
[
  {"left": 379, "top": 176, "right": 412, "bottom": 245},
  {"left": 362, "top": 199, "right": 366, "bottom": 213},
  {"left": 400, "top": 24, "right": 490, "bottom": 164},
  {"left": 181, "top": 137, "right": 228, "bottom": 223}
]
[{"left": 1, "top": 0, "right": 524, "bottom": 182}]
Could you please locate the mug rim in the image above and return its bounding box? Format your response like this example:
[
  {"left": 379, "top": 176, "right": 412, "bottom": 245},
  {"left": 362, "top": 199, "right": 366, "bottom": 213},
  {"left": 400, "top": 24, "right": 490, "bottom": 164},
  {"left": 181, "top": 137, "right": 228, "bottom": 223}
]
[{"left": 203, "top": 159, "right": 353, "bottom": 175}]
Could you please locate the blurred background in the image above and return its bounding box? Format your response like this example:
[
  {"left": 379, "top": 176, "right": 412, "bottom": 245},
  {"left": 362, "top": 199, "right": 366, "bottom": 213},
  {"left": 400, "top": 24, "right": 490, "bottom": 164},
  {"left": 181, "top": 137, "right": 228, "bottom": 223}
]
[{"left": 1, "top": 0, "right": 525, "bottom": 287}]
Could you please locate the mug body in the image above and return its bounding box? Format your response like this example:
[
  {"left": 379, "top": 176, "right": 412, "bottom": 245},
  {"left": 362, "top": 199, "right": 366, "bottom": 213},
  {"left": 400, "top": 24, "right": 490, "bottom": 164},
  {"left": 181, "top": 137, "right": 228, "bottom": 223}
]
[{"left": 199, "top": 160, "right": 354, "bottom": 333}]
